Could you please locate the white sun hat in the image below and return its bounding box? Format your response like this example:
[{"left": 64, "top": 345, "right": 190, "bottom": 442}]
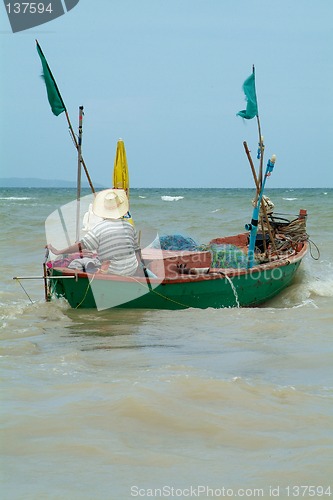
[{"left": 92, "top": 189, "right": 129, "bottom": 220}]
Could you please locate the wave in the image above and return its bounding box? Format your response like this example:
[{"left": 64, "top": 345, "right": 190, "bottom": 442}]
[
  {"left": 161, "top": 196, "right": 184, "bottom": 202},
  {"left": 302, "top": 263, "right": 333, "bottom": 299},
  {"left": 282, "top": 197, "right": 298, "bottom": 201},
  {"left": 0, "top": 196, "right": 34, "bottom": 200},
  {"left": 307, "top": 276, "right": 333, "bottom": 298},
  {"left": 264, "top": 259, "right": 333, "bottom": 309}
]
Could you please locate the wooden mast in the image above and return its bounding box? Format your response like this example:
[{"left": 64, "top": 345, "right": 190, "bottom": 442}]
[
  {"left": 65, "top": 110, "right": 95, "bottom": 194},
  {"left": 76, "top": 106, "right": 84, "bottom": 242}
]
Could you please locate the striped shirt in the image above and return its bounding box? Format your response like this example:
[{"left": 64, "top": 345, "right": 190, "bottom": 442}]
[{"left": 81, "top": 219, "right": 140, "bottom": 276}]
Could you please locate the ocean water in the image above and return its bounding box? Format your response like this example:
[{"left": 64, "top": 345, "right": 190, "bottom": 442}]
[{"left": 1, "top": 187, "right": 332, "bottom": 500}]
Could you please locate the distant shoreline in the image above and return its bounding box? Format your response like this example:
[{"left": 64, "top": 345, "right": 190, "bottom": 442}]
[
  {"left": 0, "top": 178, "right": 106, "bottom": 188},
  {"left": 0, "top": 179, "right": 331, "bottom": 190}
]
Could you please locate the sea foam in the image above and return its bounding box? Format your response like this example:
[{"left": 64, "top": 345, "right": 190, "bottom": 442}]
[{"left": 161, "top": 196, "right": 184, "bottom": 201}]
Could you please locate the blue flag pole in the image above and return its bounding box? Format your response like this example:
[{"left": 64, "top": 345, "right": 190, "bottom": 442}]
[{"left": 245, "top": 155, "right": 276, "bottom": 268}]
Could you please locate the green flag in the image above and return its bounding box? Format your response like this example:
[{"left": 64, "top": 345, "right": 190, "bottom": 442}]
[
  {"left": 237, "top": 72, "right": 258, "bottom": 119},
  {"left": 36, "top": 40, "right": 66, "bottom": 116}
]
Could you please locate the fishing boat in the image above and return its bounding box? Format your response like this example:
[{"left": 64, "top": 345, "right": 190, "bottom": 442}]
[
  {"left": 47, "top": 223, "right": 308, "bottom": 310},
  {"left": 14, "top": 45, "right": 309, "bottom": 310},
  {"left": 43, "top": 133, "right": 309, "bottom": 311}
]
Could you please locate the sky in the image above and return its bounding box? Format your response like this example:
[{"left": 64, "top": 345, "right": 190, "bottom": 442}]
[{"left": 1, "top": 0, "right": 333, "bottom": 188}]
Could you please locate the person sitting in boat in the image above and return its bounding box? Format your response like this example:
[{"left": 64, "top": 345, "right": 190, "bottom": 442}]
[{"left": 46, "top": 189, "right": 140, "bottom": 276}]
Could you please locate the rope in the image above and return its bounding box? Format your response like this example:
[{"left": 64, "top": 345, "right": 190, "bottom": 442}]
[
  {"left": 50, "top": 279, "right": 58, "bottom": 297},
  {"left": 75, "top": 273, "right": 96, "bottom": 309},
  {"left": 74, "top": 272, "right": 192, "bottom": 309},
  {"left": 277, "top": 218, "right": 308, "bottom": 242},
  {"left": 259, "top": 216, "right": 309, "bottom": 254},
  {"left": 308, "top": 239, "right": 321, "bottom": 260},
  {"left": 257, "top": 215, "right": 322, "bottom": 263},
  {"left": 14, "top": 278, "right": 34, "bottom": 304},
  {"left": 272, "top": 211, "right": 302, "bottom": 218},
  {"left": 127, "top": 275, "right": 191, "bottom": 308}
]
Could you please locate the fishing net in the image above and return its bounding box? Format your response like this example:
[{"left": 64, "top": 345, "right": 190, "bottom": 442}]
[
  {"left": 149, "top": 234, "right": 199, "bottom": 251},
  {"left": 208, "top": 243, "right": 251, "bottom": 268},
  {"left": 149, "top": 235, "right": 253, "bottom": 268}
]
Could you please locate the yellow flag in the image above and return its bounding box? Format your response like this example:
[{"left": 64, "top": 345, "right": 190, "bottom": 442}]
[{"left": 113, "top": 139, "right": 129, "bottom": 197}]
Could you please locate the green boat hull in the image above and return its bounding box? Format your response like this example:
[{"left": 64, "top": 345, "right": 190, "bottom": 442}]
[{"left": 50, "top": 256, "right": 303, "bottom": 310}]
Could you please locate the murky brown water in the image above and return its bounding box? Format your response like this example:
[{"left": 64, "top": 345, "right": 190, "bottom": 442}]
[{"left": 1, "top": 189, "right": 332, "bottom": 499}]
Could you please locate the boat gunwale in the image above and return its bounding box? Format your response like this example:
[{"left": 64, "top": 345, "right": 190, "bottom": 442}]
[{"left": 50, "top": 240, "right": 308, "bottom": 285}]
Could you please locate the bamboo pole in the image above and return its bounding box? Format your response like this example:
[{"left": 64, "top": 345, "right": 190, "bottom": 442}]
[
  {"left": 246, "top": 155, "right": 277, "bottom": 267},
  {"left": 243, "top": 141, "right": 259, "bottom": 187},
  {"left": 251, "top": 64, "right": 264, "bottom": 193},
  {"left": 260, "top": 215, "right": 268, "bottom": 256},
  {"left": 76, "top": 106, "right": 84, "bottom": 242},
  {"left": 243, "top": 142, "right": 277, "bottom": 254},
  {"left": 256, "top": 115, "right": 264, "bottom": 192},
  {"left": 13, "top": 276, "right": 76, "bottom": 280},
  {"left": 65, "top": 110, "right": 95, "bottom": 194}
]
